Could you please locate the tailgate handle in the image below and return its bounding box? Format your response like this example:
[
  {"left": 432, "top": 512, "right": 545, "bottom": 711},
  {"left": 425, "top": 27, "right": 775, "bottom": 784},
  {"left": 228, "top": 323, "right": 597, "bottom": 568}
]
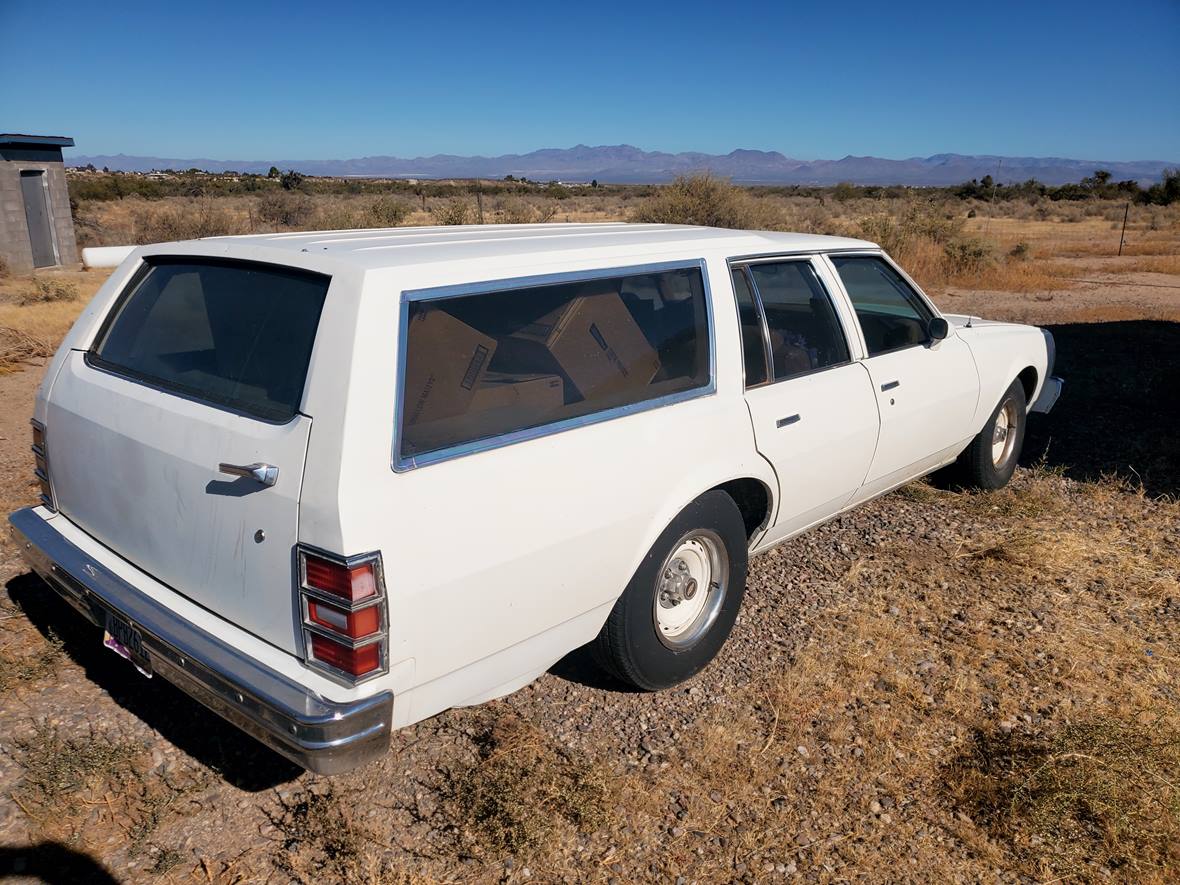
[{"left": 218, "top": 462, "right": 279, "bottom": 487}]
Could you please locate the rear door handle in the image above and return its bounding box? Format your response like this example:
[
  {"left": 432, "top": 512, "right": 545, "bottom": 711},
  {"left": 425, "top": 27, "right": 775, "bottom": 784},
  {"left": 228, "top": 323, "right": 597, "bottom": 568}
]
[
  {"left": 880, "top": 380, "right": 900, "bottom": 391},
  {"left": 218, "top": 462, "right": 279, "bottom": 487},
  {"left": 776, "top": 414, "right": 801, "bottom": 428}
]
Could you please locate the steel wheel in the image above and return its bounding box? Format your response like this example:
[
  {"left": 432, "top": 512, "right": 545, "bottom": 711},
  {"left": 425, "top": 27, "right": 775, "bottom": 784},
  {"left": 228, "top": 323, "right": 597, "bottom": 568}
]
[{"left": 653, "top": 529, "right": 729, "bottom": 649}]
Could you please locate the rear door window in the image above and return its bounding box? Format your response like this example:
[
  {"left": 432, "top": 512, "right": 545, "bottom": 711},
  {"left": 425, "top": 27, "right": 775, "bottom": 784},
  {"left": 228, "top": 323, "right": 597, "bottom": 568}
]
[
  {"left": 90, "top": 258, "right": 329, "bottom": 422},
  {"left": 399, "top": 265, "right": 711, "bottom": 464},
  {"left": 745, "top": 261, "right": 850, "bottom": 380}
]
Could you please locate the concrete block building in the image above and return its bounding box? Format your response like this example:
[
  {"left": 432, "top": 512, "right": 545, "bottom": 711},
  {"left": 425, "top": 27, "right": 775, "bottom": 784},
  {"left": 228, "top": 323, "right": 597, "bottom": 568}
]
[{"left": 1, "top": 134, "right": 79, "bottom": 272}]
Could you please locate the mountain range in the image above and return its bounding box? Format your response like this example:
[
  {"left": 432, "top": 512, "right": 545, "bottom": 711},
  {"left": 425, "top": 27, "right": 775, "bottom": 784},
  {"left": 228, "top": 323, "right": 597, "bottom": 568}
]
[{"left": 68, "top": 144, "right": 1177, "bottom": 186}]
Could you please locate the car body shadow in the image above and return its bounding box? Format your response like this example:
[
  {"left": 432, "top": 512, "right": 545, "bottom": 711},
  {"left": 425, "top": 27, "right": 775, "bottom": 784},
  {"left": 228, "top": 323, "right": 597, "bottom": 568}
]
[
  {"left": 548, "top": 643, "right": 644, "bottom": 692},
  {"left": 6, "top": 572, "right": 302, "bottom": 791},
  {"left": 1022, "top": 320, "right": 1180, "bottom": 497},
  {"left": 0, "top": 842, "right": 120, "bottom": 883}
]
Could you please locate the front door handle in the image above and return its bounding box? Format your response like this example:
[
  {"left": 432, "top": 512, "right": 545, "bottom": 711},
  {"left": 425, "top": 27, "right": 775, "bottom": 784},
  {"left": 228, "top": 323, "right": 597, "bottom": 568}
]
[
  {"left": 880, "top": 380, "right": 900, "bottom": 392},
  {"left": 218, "top": 462, "right": 279, "bottom": 487},
  {"left": 776, "top": 414, "right": 801, "bottom": 428}
]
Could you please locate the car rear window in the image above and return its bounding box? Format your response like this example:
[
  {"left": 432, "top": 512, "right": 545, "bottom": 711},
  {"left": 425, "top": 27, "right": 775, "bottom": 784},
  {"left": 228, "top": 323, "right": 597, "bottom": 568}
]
[
  {"left": 90, "top": 258, "right": 329, "bottom": 422},
  {"left": 399, "top": 265, "right": 711, "bottom": 465}
]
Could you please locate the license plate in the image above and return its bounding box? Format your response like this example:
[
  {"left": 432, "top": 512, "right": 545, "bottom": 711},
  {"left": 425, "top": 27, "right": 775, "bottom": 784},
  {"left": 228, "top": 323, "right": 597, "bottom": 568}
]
[{"left": 103, "top": 610, "right": 153, "bottom": 678}]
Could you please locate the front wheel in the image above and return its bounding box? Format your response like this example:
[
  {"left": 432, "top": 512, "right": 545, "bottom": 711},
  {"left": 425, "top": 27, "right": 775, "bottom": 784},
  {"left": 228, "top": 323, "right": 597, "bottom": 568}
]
[
  {"left": 949, "top": 379, "right": 1027, "bottom": 490},
  {"left": 592, "top": 491, "right": 748, "bottom": 690}
]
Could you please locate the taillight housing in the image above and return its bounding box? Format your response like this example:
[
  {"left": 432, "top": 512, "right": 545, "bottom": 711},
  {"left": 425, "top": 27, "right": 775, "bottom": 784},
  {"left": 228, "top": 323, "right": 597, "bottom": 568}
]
[
  {"left": 31, "top": 419, "right": 55, "bottom": 512},
  {"left": 298, "top": 547, "right": 387, "bottom": 684}
]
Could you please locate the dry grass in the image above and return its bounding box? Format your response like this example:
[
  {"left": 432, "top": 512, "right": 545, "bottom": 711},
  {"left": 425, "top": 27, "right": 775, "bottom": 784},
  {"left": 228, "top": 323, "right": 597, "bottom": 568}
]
[
  {"left": 268, "top": 786, "right": 430, "bottom": 885},
  {"left": 594, "top": 468, "right": 1180, "bottom": 882},
  {"left": 14, "top": 721, "right": 143, "bottom": 807},
  {"left": 442, "top": 713, "right": 612, "bottom": 856},
  {"left": 0, "top": 629, "right": 63, "bottom": 691},
  {"left": 945, "top": 716, "right": 1180, "bottom": 879}
]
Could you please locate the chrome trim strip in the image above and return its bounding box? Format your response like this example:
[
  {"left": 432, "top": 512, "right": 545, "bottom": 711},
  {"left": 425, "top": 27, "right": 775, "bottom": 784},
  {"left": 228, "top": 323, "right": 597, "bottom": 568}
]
[
  {"left": 391, "top": 259, "right": 717, "bottom": 472},
  {"left": 30, "top": 419, "right": 56, "bottom": 513},
  {"left": 9, "top": 507, "right": 392, "bottom": 775}
]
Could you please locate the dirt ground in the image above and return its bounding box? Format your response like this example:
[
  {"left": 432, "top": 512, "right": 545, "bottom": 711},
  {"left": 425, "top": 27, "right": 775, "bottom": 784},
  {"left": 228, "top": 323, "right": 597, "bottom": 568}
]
[{"left": 0, "top": 224, "right": 1177, "bottom": 884}]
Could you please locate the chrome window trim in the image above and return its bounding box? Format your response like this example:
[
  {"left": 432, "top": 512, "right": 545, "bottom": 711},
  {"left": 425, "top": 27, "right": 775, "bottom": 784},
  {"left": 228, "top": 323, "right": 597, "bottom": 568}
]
[
  {"left": 824, "top": 251, "right": 943, "bottom": 359},
  {"left": 84, "top": 256, "right": 331, "bottom": 426},
  {"left": 728, "top": 265, "right": 774, "bottom": 390},
  {"left": 391, "top": 259, "right": 717, "bottom": 472},
  {"left": 727, "top": 255, "right": 858, "bottom": 388}
]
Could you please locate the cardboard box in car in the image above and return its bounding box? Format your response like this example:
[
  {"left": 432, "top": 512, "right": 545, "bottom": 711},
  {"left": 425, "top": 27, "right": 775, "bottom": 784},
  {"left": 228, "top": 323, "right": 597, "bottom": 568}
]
[
  {"left": 508, "top": 287, "right": 660, "bottom": 398},
  {"left": 472, "top": 372, "right": 565, "bottom": 414},
  {"left": 403, "top": 308, "right": 496, "bottom": 425},
  {"left": 403, "top": 372, "right": 565, "bottom": 453}
]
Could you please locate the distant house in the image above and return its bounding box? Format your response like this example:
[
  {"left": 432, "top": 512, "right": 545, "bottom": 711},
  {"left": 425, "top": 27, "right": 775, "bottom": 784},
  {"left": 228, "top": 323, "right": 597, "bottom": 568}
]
[{"left": 0, "top": 133, "right": 79, "bottom": 272}]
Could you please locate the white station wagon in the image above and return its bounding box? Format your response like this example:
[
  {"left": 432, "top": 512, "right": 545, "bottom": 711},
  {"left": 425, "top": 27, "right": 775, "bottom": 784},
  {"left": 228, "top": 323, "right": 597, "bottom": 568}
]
[{"left": 12, "top": 224, "right": 1061, "bottom": 773}]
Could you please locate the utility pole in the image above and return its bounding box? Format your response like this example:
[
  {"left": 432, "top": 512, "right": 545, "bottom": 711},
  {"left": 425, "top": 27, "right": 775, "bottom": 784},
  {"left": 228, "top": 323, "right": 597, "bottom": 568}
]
[{"left": 1118, "top": 202, "right": 1129, "bottom": 256}]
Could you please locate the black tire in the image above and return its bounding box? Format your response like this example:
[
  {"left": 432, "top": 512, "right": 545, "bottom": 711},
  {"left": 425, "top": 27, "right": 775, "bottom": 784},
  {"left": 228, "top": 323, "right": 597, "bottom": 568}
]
[
  {"left": 945, "top": 379, "right": 1027, "bottom": 490},
  {"left": 592, "top": 490, "right": 748, "bottom": 691}
]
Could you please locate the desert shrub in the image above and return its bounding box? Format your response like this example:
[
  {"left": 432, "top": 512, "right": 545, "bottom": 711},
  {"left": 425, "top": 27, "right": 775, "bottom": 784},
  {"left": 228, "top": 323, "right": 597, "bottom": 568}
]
[
  {"left": 368, "top": 195, "right": 410, "bottom": 227},
  {"left": 131, "top": 200, "right": 246, "bottom": 243},
  {"left": 279, "top": 169, "right": 305, "bottom": 191},
  {"left": 856, "top": 201, "right": 964, "bottom": 257},
  {"left": 496, "top": 197, "right": 537, "bottom": 224},
  {"left": 943, "top": 237, "right": 994, "bottom": 275},
  {"left": 431, "top": 199, "right": 473, "bottom": 226},
  {"left": 256, "top": 191, "right": 314, "bottom": 227},
  {"left": 630, "top": 174, "right": 781, "bottom": 230},
  {"left": 1008, "top": 241, "right": 1031, "bottom": 260},
  {"left": 20, "top": 278, "right": 78, "bottom": 306},
  {"left": 0, "top": 255, "right": 8, "bottom": 277}
]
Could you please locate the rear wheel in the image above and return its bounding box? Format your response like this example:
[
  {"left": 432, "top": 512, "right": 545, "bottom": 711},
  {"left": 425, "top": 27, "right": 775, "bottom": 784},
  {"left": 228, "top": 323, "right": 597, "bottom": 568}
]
[
  {"left": 946, "top": 379, "right": 1027, "bottom": 490},
  {"left": 593, "top": 491, "right": 748, "bottom": 690}
]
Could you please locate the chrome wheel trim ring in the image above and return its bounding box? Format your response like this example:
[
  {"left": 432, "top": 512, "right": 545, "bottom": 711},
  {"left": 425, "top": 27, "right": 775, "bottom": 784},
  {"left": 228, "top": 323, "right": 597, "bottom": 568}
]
[
  {"left": 992, "top": 399, "right": 1018, "bottom": 467},
  {"left": 653, "top": 529, "right": 729, "bottom": 649}
]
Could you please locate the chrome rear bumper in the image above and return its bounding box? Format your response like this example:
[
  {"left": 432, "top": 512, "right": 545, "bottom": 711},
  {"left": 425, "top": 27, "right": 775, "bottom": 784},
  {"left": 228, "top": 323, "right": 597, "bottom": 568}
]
[{"left": 9, "top": 506, "right": 392, "bottom": 775}]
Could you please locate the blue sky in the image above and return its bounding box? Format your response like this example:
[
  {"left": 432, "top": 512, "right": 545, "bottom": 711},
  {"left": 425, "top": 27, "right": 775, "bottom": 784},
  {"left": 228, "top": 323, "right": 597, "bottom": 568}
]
[{"left": 2, "top": 0, "right": 1177, "bottom": 162}]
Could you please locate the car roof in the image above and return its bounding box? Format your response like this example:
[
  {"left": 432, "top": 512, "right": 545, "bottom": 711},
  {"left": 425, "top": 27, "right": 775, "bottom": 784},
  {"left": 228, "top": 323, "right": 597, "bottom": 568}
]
[{"left": 199, "top": 223, "right": 877, "bottom": 271}]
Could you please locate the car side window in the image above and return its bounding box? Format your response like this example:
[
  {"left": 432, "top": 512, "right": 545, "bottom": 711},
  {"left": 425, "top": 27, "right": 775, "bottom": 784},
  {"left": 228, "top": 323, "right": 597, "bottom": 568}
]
[
  {"left": 730, "top": 268, "right": 769, "bottom": 387},
  {"left": 745, "top": 261, "right": 850, "bottom": 381},
  {"left": 399, "top": 266, "right": 711, "bottom": 462},
  {"left": 830, "top": 256, "right": 932, "bottom": 357}
]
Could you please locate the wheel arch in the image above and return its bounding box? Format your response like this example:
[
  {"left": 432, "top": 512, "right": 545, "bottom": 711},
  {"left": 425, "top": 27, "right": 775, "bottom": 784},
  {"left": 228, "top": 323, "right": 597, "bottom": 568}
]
[
  {"left": 1017, "top": 365, "right": 1038, "bottom": 409},
  {"left": 710, "top": 477, "right": 774, "bottom": 541}
]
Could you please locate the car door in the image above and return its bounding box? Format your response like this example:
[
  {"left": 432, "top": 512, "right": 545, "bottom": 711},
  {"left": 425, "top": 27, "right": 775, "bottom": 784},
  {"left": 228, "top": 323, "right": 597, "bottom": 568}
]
[
  {"left": 824, "top": 253, "right": 979, "bottom": 501},
  {"left": 732, "top": 259, "right": 880, "bottom": 545}
]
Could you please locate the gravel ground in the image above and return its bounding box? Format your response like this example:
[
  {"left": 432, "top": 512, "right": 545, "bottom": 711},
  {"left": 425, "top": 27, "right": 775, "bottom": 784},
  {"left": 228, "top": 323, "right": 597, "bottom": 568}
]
[{"left": 0, "top": 306, "right": 1176, "bottom": 884}]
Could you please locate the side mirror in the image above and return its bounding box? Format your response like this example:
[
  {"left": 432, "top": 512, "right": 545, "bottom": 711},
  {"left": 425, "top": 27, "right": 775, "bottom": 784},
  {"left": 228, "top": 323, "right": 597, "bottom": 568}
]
[{"left": 928, "top": 317, "right": 950, "bottom": 341}]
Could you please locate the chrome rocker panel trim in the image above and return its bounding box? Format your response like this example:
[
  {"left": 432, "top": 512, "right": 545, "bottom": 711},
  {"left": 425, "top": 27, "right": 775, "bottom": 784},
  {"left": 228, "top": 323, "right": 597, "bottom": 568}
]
[{"left": 9, "top": 506, "right": 392, "bottom": 775}]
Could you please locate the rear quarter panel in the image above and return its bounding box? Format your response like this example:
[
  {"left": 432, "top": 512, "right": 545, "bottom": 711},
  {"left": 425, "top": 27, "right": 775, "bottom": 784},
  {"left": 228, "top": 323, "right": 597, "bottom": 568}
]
[{"left": 300, "top": 252, "right": 776, "bottom": 720}]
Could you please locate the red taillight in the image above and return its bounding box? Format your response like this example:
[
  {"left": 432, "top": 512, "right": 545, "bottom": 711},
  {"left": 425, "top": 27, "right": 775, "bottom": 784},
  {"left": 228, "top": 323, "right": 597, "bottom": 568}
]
[
  {"left": 298, "top": 548, "right": 387, "bottom": 684},
  {"left": 308, "top": 599, "right": 381, "bottom": 639},
  {"left": 309, "top": 634, "right": 382, "bottom": 677},
  {"left": 303, "top": 555, "right": 378, "bottom": 603}
]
